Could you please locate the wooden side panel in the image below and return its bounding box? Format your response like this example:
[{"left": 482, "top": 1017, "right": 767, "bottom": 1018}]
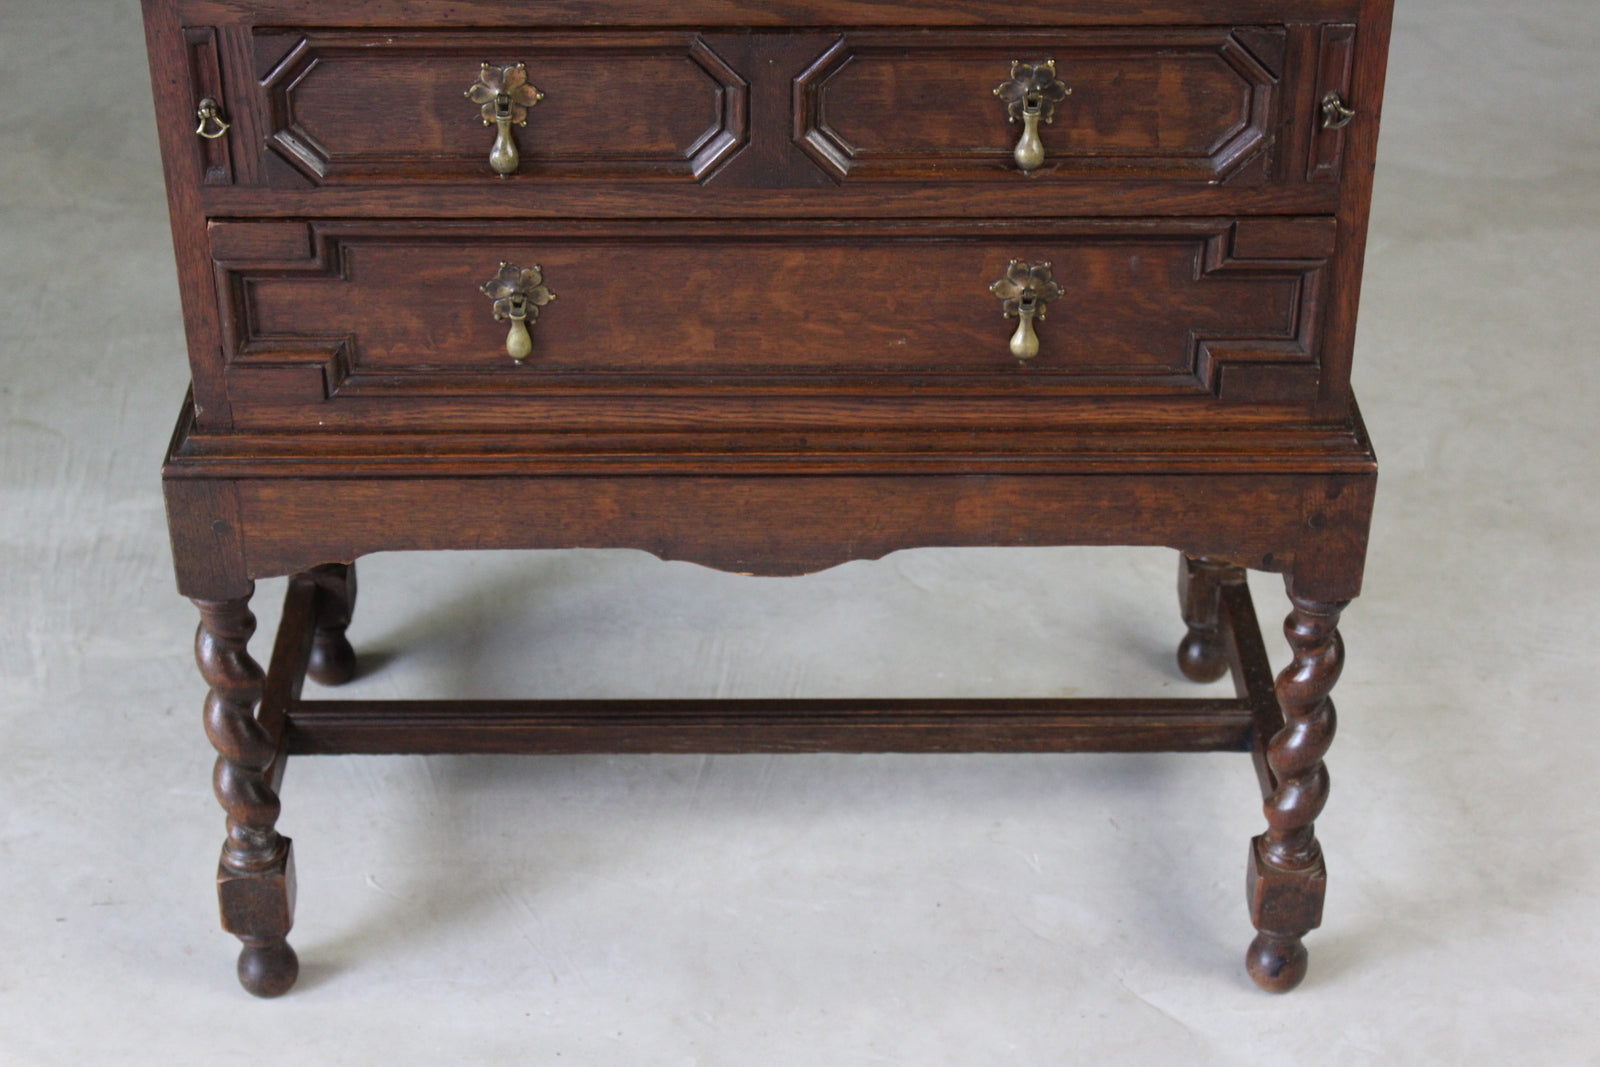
[
  {"left": 183, "top": 26, "right": 234, "bottom": 185},
  {"left": 1308, "top": 24, "right": 1357, "bottom": 182},
  {"left": 1314, "top": 0, "right": 1394, "bottom": 419},
  {"left": 163, "top": 475, "right": 251, "bottom": 599},
  {"left": 142, "top": 0, "right": 233, "bottom": 429}
]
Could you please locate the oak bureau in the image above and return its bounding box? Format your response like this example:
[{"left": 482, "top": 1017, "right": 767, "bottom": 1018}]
[{"left": 141, "top": 0, "right": 1392, "bottom": 996}]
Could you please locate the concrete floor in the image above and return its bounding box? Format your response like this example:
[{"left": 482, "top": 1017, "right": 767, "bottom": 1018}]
[{"left": 3, "top": 1, "right": 1599, "bottom": 1062}]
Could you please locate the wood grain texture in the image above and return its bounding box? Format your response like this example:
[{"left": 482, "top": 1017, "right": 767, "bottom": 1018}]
[
  {"left": 164, "top": 422, "right": 1380, "bottom": 476},
  {"left": 162, "top": 449, "right": 251, "bottom": 599},
  {"left": 797, "top": 29, "right": 1280, "bottom": 184},
  {"left": 258, "top": 33, "right": 746, "bottom": 185},
  {"left": 287, "top": 698, "right": 1257, "bottom": 755},
  {"left": 210, "top": 471, "right": 1374, "bottom": 602},
  {"left": 174, "top": 0, "right": 1364, "bottom": 28},
  {"left": 195, "top": 181, "right": 1343, "bottom": 220},
  {"left": 1314, "top": 0, "right": 1394, "bottom": 419},
  {"left": 208, "top": 217, "right": 1334, "bottom": 427},
  {"left": 142, "top": 1, "right": 234, "bottom": 427}
]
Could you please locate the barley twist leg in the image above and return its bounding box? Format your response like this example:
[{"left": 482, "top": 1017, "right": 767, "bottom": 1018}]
[
  {"left": 193, "top": 590, "right": 298, "bottom": 997},
  {"left": 1246, "top": 593, "right": 1345, "bottom": 992}
]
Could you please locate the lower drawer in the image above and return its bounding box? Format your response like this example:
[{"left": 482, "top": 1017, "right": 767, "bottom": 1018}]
[{"left": 209, "top": 217, "right": 1338, "bottom": 431}]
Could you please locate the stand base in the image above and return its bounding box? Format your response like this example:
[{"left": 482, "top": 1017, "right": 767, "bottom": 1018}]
[{"left": 212, "top": 564, "right": 1306, "bottom": 995}]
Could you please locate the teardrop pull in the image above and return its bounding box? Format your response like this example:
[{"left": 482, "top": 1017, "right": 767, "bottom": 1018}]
[
  {"left": 1009, "top": 304, "right": 1040, "bottom": 361},
  {"left": 989, "top": 260, "right": 1062, "bottom": 364},
  {"left": 1014, "top": 109, "right": 1044, "bottom": 172},
  {"left": 489, "top": 102, "right": 520, "bottom": 177},
  {"left": 467, "top": 64, "right": 543, "bottom": 178},
  {"left": 482, "top": 263, "right": 556, "bottom": 364},
  {"left": 994, "top": 61, "right": 1069, "bottom": 174},
  {"left": 505, "top": 311, "right": 533, "bottom": 361}
]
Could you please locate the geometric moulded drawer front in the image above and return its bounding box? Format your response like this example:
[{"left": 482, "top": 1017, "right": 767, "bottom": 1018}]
[
  {"left": 211, "top": 216, "right": 1337, "bottom": 429},
  {"left": 796, "top": 27, "right": 1285, "bottom": 183},
  {"left": 258, "top": 32, "right": 747, "bottom": 183}
]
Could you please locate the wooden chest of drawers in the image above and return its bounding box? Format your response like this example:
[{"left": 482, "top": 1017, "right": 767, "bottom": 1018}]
[{"left": 144, "top": 0, "right": 1392, "bottom": 997}]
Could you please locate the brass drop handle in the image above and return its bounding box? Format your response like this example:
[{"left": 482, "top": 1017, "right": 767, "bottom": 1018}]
[
  {"left": 1014, "top": 103, "right": 1045, "bottom": 173},
  {"left": 489, "top": 94, "right": 519, "bottom": 176},
  {"left": 993, "top": 61, "right": 1071, "bottom": 174},
  {"left": 1009, "top": 296, "right": 1042, "bottom": 360},
  {"left": 481, "top": 262, "right": 556, "bottom": 363},
  {"left": 465, "top": 63, "right": 544, "bottom": 177},
  {"left": 195, "top": 97, "right": 230, "bottom": 139},
  {"left": 989, "top": 260, "right": 1063, "bottom": 363},
  {"left": 502, "top": 297, "right": 534, "bottom": 361},
  {"left": 1321, "top": 91, "right": 1356, "bottom": 130}
]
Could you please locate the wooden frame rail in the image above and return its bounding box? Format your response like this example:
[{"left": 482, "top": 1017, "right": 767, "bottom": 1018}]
[{"left": 257, "top": 570, "right": 1284, "bottom": 765}]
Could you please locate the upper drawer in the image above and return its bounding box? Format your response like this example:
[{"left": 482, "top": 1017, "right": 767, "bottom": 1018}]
[
  {"left": 185, "top": 23, "right": 1358, "bottom": 195},
  {"left": 798, "top": 28, "right": 1293, "bottom": 185},
  {"left": 252, "top": 31, "right": 747, "bottom": 184}
]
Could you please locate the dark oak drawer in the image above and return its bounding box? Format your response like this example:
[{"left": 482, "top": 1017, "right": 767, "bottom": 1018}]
[
  {"left": 198, "top": 23, "right": 1357, "bottom": 193},
  {"left": 798, "top": 28, "right": 1289, "bottom": 184},
  {"left": 210, "top": 216, "right": 1337, "bottom": 430},
  {"left": 252, "top": 31, "right": 747, "bottom": 184}
]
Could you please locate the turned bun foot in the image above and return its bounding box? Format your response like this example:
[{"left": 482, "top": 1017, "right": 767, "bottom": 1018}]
[
  {"left": 1177, "top": 631, "right": 1229, "bottom": 682},
  {"left": 1246, "top": 933, "right": 1309, "bottom": 993},
  {"left": 305, "top": 562, "right": 358, "bottom": 686},
  {"left": 238, "top": 939, "right": 299, "bottom": 998},
  {"left": 1176, "top": 555, "right": 1239, "bottom": 683},
  {"left": 307, "top": 632, "right": 357, "bottom": 686}
]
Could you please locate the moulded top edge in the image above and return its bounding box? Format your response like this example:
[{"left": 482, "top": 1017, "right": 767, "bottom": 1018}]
[{"left": 169, "top": 0, "right": 1370, "bottom": 30}]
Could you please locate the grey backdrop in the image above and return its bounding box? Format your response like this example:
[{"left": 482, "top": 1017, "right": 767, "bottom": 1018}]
[{"left": 2, "top": 1, "right": 1597, "bottom": 1062}]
